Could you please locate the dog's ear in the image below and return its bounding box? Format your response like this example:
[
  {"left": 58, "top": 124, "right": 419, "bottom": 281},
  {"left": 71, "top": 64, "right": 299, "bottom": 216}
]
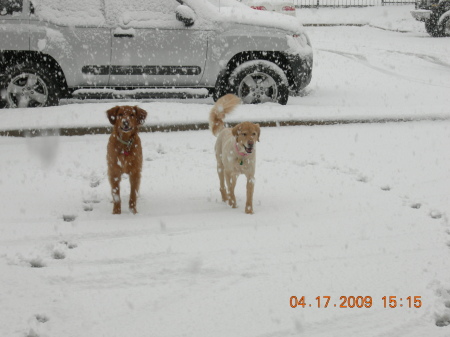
[
  {"left": 106, "top": 106, "right": 120, "bottom": 125},
  {"left": 134, "top": 106, "right": 147, "bottom": 125},
  {"left": 255, "top": 123, "right": 261, "bottom": 142},
  {"left": 232, "top": 124, "right": 240, "bottom": 138}
]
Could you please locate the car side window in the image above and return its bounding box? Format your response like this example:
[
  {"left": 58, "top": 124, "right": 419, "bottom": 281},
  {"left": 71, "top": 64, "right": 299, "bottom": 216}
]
[
  {"left": 105, "top": 0, "right": 182, "bottom": 28},
  {"left": 28, "top": 0, "right": 105, "bottom": 26},
  {"left": 0, "top": 0, "right": 23, "bottom": 16}
]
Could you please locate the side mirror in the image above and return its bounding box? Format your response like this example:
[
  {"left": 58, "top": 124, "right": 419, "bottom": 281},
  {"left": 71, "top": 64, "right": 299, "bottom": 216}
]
[{"left": 175, "top": 5, "right": 196, "bottom": 27}]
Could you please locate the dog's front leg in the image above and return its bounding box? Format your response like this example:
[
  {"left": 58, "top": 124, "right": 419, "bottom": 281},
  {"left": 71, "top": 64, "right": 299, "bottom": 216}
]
[
  {"left": 109, "top": 173, "right": 122, "bottom": 214},
  {"left": 217, "top": 163, "right": 228, "bottom": 202},
  {"left": 245, "top": 175, "right": 255, "bottom": 214},
  {"left": 225, "top": 171, "right": 238, "bottom": 208},
  {"left": 129, "top": 171, "right": 141, "bottom": 214}
]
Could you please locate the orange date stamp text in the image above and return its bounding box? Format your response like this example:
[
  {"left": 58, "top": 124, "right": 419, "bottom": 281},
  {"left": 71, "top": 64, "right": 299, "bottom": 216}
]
[{"left": 290, "top": 296, "right": 422, "bottom": 309}]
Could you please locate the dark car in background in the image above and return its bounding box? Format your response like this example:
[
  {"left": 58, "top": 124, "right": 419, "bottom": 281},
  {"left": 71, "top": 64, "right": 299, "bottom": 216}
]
[{"left": 411, "top": 0, "right": 450, "bottom": 36}]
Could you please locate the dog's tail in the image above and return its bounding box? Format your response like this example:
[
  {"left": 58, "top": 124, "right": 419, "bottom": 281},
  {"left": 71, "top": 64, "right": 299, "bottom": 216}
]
[{"left": 209, "top": 94, "right": 241, "bottom": 137}]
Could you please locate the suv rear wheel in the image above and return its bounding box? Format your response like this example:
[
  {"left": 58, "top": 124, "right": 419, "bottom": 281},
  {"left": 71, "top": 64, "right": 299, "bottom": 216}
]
[
  {"left": 3, "top": 62, "right": 60, "bottom": 108},
  {"left": 229, "top": 60, "right": 289, "bottom": 105}
]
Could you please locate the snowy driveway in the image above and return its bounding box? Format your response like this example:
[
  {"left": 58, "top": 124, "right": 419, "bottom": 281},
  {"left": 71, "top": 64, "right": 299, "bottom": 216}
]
[{"left": 1, "top": 25, "right": 450, "bottom": 337}]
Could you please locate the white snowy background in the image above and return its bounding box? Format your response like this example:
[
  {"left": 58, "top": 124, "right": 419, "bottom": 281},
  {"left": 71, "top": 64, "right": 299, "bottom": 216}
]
[{"left": 1, "top": 4, "right": 450, "bottom": 337}]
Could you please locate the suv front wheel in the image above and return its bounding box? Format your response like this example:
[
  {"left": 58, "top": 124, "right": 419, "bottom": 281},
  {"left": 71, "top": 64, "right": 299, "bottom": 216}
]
[
  {"left": 2, "top": 62, "right": 60, "bottom": 108},
  {"left": 229, "top": 60, "right": 289, "bottom": 105}
]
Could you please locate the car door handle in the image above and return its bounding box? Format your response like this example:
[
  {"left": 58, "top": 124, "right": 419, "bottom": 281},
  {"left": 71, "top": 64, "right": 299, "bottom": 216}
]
[
  {"left": 114, "top": 33, "right": 134, "bottom": 38},
  {"left": 113, "top": 28, "right": 135, "bottom": 38}
]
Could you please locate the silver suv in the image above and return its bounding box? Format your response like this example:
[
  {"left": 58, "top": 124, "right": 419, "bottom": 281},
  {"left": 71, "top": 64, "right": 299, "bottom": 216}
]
[{"left": 0, "top": 0, "right": 313, "bottom": 108}]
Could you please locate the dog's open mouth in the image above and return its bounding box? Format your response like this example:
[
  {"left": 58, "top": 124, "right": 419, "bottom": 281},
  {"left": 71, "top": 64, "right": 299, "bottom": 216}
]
[
  {"left": 120, "top": 126, "right": 133, "bottom": 133},
  {"left": 244, "top": 145, "right": 253, "bottom": 154}
]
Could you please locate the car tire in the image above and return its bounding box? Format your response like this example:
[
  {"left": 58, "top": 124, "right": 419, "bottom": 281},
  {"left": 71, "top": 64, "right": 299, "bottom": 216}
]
[
  {"left": 0, "top": 97, "right": 6, "bottom": 109},
  {"left": 3, "top": 62, "right": 60, "bottom": 108},
  {"left": 438, "top": 15, "right": 450, "bottom": 37},
  {"left": 425, "top": 10, "right": 447, "bottom": 37},
  {"left": 229, "top": 60, "right": 289, "bottom": 105}
]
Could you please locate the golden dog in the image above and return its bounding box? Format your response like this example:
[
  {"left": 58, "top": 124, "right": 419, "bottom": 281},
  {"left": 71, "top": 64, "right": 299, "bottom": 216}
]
[
  {"left": 106, "top": 105, "right": 147, "bottom": 214},
  {"left": 209, "top": 94, "right": 261, "bottom": 214}
]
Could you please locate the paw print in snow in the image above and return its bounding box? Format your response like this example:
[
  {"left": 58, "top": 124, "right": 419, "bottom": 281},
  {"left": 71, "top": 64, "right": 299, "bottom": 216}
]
[
  {"left": 429, "top": 210, "right": 443, "bottom": 219},
  {"left": 28, "top": 257, "right": 46, "bottom": 268}
]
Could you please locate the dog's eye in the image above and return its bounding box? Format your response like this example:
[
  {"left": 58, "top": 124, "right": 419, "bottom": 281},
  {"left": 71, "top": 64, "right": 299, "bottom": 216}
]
[
  {"left": 252, "top": 133, "right": 256, "bottom": 136},
  {"left": 243, "top": 133, "right": 247, "bottom": 136}
]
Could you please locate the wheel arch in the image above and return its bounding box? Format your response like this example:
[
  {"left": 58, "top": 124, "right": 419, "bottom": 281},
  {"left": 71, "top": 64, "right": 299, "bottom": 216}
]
[
  {"left": 213, "top": 51, "right": 294, "bottom": 101},
  {"left": 225, "top": 51, "right": 293, "bottom": 86},
  {"left": 0, "top": 50, "right": 69, "bottom": 98}
]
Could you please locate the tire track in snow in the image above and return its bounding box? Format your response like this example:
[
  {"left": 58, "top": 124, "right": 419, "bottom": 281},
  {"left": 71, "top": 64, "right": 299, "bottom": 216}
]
[
  {"left": 385, "top": 50, "right": 450, "bottom": 70},
  {"left": 318, "top": 48, "right": 450, "bottom": 89},
  {"left": 258, "top": 309, "right": 431, "bottom": 337},
  {"left": 299, "top": 310, "right": 428, "bottom": 337}
]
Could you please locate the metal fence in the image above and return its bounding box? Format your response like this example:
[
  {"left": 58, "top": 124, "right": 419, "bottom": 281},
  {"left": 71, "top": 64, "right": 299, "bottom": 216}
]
[{"left": 294, "top": 0, "right": 416, "bottom": 7}]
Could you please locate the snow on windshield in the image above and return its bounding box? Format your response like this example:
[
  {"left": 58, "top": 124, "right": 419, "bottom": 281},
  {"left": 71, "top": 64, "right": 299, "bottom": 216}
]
[{"left": 186, "top": 0, "right": 305, "bottom": 33}]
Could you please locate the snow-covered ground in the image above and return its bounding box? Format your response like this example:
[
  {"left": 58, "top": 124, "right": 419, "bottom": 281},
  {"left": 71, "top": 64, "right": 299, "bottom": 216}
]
[
  {"left": 297, "top": 5, "right": 426, "bottom": 32},
  {"left": 2, "top": 121, "right": 450, "bottom": 337},
  {"left": 1, "top": 5, "right": 450, "bottom": 337}
]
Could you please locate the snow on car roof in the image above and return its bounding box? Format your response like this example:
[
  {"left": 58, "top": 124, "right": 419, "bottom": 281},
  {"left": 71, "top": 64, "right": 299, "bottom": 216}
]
[{"left": 31, "top": 0, "right": 304, "bottom": 33}]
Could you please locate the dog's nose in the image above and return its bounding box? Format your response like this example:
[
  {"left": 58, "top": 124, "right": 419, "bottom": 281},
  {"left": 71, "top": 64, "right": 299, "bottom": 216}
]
[
  {"left": 123, "top": 120, "right": 129, "bottom": 127},
  {"left": 248, "top": 140, "right": 254, "bottom": 147}
]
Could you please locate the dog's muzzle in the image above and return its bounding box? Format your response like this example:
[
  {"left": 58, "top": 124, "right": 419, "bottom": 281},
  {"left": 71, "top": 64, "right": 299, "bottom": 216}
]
[
  {"left": 244, "top": 143, "right": 254, "bottom": 154},
  {"left": 120, "top": 121, "right": 133, "bottom": 133}
]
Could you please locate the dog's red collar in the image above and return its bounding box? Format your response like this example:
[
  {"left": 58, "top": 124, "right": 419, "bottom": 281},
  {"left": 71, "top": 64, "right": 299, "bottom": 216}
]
[{"left": 117, "top": 135, "right": 134, "bottom": 156}]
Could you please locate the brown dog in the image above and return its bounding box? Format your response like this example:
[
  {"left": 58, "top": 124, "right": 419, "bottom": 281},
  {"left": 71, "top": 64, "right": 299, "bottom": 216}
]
[
  {"left": 106, "top": 105, "right": 147, "bottom": 214},
  {"left": 209, "top": 94, "right": 261, "bottom": 214}
]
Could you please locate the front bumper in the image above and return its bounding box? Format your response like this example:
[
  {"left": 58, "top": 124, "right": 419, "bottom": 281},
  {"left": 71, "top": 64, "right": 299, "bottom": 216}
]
[{"left": 411, "top": 9, "right": 432, "bottom": 21}]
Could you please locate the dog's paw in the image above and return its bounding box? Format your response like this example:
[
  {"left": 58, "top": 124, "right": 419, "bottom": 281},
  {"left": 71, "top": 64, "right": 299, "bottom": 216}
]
[
  {"left": 228, "top": 198, "right": 237, "bottom": 208},
  {"left": 220, "top": 189, "right": 228, "bottom": 202},
  {"left": 112, "top": 207, "right": 121, "bottom": 215},
  {"left": 129, "top": 207, "right": 138, "bottom": 215},
  {"left": 245, "top": 205, "right": 254, "bottom": 214}
]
